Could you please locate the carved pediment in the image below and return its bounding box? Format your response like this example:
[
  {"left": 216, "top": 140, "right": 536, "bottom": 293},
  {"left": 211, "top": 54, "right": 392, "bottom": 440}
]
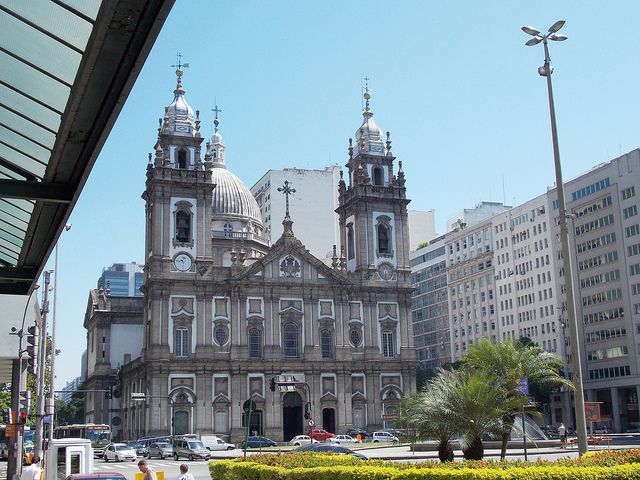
[
  {"left": 352, "top": 391, "right": 367, "bottom": 403},
  {"left": 171, "top": 297, "right": 194, "bottom": 315},
  {"left": 213, "top": 393, "right": 230, "bottom": 404},
  {"left": 320, "top": 391, "right": 338, "bottom": 402}
]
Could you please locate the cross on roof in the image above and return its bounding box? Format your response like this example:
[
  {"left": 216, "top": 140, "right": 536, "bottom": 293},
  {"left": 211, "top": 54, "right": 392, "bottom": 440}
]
[
  {"left": 170, "top": 52, "right": 190, "bottom": 71},
  {"left": 212, "top": 105, "right": 222, "bottom": 120},
  {"left": 277, "top": 180, "right": 296, "bottom": 218}
]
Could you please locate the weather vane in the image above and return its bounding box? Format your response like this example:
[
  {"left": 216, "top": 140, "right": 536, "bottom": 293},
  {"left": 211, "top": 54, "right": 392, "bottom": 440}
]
[
  {"left": 170, "top": 52, "right": 190, "bottom": 72},
  {"left": 277, "top": 180, "right": 296, "bottom": 217}
]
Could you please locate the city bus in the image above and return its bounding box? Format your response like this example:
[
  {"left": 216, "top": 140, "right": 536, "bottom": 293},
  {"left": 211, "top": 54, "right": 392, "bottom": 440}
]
[{"left": 54, "top": 424, "right": 111, "bottom": 457}]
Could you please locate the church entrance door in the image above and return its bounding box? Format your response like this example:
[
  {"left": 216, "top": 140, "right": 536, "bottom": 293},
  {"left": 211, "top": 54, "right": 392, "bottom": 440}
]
[
  {"left": 282, "top": 392, "right": 303, "bottom": 441},
  {"left": 322, "top": 408, "right": 336, "bottom": 434},
  {"left": 174, "top": 410, "right": 189, "bottom": 435}
]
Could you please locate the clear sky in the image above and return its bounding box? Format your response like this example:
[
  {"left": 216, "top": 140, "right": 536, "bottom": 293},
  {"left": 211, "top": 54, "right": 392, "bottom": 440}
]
[{"left": 49, "top": 0, "right": 639, "bottom": 389}]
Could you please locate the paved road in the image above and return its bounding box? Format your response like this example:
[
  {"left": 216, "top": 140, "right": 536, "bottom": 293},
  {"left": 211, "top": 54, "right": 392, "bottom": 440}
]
[{"left": 2, "top": 435, "right": 639, "bottom": 480}]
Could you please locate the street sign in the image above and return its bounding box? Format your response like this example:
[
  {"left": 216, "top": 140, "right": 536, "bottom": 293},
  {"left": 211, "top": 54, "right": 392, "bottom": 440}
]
[
  {"left": 6, "top": 424, "right": 16, "bottom": 437},
  {"left": 382, "top": 414, "right": 399, "bottom": 421},
  {"left": 131, "top": 393, "right": 146, "bottom": 400},
  {"left": 515, "top": 376, "right": 529, "bottom": 395},
  {"left": 307, "top": 419, "right": 315, "bottom": 427}
]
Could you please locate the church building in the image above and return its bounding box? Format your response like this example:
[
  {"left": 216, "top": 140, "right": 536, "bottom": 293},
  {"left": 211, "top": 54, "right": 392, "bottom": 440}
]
[{"left": 119, "top": 67, "right": 416, "bottom": 442}]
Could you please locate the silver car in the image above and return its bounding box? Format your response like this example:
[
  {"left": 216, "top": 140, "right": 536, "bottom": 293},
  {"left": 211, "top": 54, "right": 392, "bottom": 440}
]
[
  {"left": 104, "top": 443, "right": 137, "bottom": 462},
  {"left": 146, "top": 442, "right": 174, "bottom": 459}
]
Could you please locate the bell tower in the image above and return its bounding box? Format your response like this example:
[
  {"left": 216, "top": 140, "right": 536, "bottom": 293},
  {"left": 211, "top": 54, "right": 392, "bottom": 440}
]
[
  {"left": 141, "top": 64, "right": 214, "bottom": 358},
  {"left": 336, "top": 87, "right": 411, "bottom": 283}
]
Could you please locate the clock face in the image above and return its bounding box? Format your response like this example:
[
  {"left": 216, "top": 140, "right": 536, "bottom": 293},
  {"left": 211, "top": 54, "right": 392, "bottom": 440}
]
[
  {"left": 378, "top": 263, "right": 394, "bottom": 280},
  {"left": 174, "top": 253, "right": 192, "bottom": 272}
]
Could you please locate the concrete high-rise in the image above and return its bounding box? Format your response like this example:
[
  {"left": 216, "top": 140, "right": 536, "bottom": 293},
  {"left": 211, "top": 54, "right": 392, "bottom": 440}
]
[{"left": 97, "top": 262, "right": 144, "bottom": 297}]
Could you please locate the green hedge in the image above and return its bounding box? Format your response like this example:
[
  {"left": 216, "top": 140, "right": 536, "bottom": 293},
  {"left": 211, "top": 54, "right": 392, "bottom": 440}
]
[{"left": 208, "top": 450, "right": 640, "bottom": 480}]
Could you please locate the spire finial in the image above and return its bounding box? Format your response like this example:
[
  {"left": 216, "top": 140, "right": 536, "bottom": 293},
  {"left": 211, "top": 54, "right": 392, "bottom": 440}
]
[
  {"left": 277, "top": 180, "right": 296, "bottom": 218},
  {"left": 363, "top": 76, "right": 371, "bottom": 114},
  {"left": 212, "top": 103, "right": 222, "bottom": 131},
  {"left": 170, "top": 52, "right": 190, "bottom": 92}
]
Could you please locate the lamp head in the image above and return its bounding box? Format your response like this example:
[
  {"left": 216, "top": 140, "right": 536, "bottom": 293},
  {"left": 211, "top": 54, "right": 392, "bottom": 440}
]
[
  {"left": 525, "top": 37, "right": 543, "bottom": 46},
  {"left": 548, "top": 20, "right": 565, "bottom": 33},
  {"left": 549, "top": 34, "right": 568, "bottom": 42},
  {"left": 521, "top": 26, "right": 541, "bottom": 36}
]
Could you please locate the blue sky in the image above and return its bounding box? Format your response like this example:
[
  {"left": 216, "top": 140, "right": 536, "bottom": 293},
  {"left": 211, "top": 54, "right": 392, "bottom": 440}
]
[{"left": 49, "top": 0, "right": 639, "bottom": 388}]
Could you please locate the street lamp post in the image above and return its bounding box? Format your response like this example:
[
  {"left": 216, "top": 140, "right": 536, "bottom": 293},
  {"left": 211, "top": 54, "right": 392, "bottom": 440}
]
[
  {"left": 47, "top": 223, "right": 71, "bottom": 442},
  {"left": 521, "top": 20, "right": 588, "bottom": 455}
]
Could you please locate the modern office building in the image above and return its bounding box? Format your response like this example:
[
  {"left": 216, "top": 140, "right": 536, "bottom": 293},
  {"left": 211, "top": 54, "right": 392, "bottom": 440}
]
[
  {"left": 410, "top": 235, "right": 450, "bottom": 369},
  {"left": 58, "top": 376, "right": 84, "bottom": 404},
  {"left": 446, "top": 201, "right": 511, "bottom": 233},
  {"left": 251, "top": 166, "right": 342, "bottom": 259},
  {"left": 97, "top": 262, "right": 144, "bottom": 297},
  {"left": 408, "top": 210, "right": 437, "bottom": 251}
]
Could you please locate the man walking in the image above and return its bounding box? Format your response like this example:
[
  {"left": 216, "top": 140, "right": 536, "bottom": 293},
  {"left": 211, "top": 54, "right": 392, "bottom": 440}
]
[
  {"left": 177, "top": 464, "right": 194, "bottom": 480},
  {"left": 558, "top": 422, "right": 567, "bottom": 448},
  {"left": 20, "top": 455, "right": 41, "bottom": 480},
  {"left": 138, "top": 459, "right": 157, "bottom": 480}
]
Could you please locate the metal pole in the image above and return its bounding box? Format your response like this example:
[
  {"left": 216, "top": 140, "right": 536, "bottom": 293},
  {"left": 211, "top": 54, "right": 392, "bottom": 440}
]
[
  {"left": 47, "top": 244, "right": 60, "bottom": 442},
  {"left": 522, "top": 409, "right": 527, "bottom": 461},
  {"left": 34, "top": 272, "right": 51, "bottom": 459},
  {"left": 542, "top": 38, "right": 588, "bottom": 455}
]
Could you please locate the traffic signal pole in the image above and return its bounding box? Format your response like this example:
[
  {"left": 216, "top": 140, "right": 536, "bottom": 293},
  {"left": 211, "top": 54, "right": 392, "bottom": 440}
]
[{"left": 34, "top": 271, "right": 51, "bottom": 459}]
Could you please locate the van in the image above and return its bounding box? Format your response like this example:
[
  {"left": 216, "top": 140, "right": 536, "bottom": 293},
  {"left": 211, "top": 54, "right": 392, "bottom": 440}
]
[
  {"left": 200, "top": 435, "right": 235, "bottom": 451},
  {"left": 172, "top": 439, "right": 211, "bottom": 461}
]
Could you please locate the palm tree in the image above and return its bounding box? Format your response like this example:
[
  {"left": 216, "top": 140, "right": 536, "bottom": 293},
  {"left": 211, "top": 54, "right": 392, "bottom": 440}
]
[
  {"left": 400, "top": 383, "right": 457, "bottom": 462},
  {"left": 463, "top": 338, "right": 574, "bottom": 460}
]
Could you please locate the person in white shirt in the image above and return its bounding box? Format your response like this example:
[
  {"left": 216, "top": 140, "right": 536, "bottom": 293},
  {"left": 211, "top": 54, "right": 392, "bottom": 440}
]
[
  {"left": 558, "top": 423, "right": 567, "bottom": 448},
  {"left": 177, "top": 464, "right": 194, "bottom": 480},
  {"left": 20, "top": 455, "right": 41, "bottom": 480}
]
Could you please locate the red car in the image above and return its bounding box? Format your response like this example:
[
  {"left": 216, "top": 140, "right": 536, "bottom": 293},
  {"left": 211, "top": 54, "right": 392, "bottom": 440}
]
[{"left": 308, "top": 428, "right": 334, "bottom": 441}]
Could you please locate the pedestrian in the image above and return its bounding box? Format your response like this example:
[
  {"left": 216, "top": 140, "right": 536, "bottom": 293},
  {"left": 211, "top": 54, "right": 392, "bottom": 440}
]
[
  {"left": 177, "top": 464, "right": 194, "bottom": 480},
  {"left": 558, "top": 422, "right": 567, "bottom": 448},
  {"left": 138, "top": 459, "right": 157, "bottom": 480},
  {"left": 20, "top": 455, "right": 41, "bottom": 480}
]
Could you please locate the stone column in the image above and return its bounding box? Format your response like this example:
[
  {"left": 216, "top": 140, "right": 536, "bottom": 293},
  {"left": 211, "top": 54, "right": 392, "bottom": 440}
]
[{"left": 611, "top": 387, "right": 620, "bottom": 433}]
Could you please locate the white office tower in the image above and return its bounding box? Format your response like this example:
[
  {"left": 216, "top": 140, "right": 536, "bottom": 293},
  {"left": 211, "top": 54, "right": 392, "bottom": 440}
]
[
  {"left": 408, "top": 210, "right": 437, "bottom": 251},
  {"left": 251, "top": 166, "right": 341, "bottom": 259},
  {"left": 446, "top": 201, "right": 511, "bottom": 233},
  {"left": 445, "top": 219, "right": 499, "bottom": 358},
  {"left": 550, "top": 149, "right": 640, "bottom": 433}
]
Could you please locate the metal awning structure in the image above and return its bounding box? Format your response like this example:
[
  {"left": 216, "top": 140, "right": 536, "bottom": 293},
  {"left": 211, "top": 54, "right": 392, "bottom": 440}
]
[{"left": 0, "top": 0, "right": 174, "bottom": 294}]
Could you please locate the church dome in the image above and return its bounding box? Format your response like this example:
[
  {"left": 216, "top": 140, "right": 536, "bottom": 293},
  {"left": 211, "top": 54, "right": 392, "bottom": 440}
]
[
  {"left": 354, "top": 90, "right": 385, "bottom": 155},
  {"left": 165, "top": 68, "right": 195, "bottom": 136},
  {"left": 211, "top": 167, "right": 263, "bottom": 224}
]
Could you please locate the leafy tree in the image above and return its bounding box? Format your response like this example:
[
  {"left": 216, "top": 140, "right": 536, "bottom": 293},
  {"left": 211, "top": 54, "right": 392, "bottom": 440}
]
[
  {"left": 463, "top": 338, "right": 573, "bottom": 460},
  {"left": 55, "top": 384, "right": 85, "bottom": 426}
]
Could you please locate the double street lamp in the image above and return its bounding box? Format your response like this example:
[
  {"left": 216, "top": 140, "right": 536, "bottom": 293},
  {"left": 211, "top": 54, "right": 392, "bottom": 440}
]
[
  {"left": 131, "top": 393, "right": 175, "bottom": 437},
  {"left": 521, "top": 20, "right": 588, "bottom": 455}
]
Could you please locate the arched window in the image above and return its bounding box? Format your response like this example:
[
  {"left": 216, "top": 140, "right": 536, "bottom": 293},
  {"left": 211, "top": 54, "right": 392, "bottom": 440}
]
[
  {"left": 177, "top": 149, "right": 187, "bottom": 169},
  {"left": 283, "top": 323, "right": 299, "bottom": 358},
  {"left": 176, "top": 211, "right": 191, "bottom": 243},
  {"left": 249, "top": 328, "right": 261, "bottom": 359},
  {"left": 377, "top": 224, "right": 390, "bottom": 254},
  {"left": 346, "top": 224, "right": 355, "bottom": 260},
  {"left": 382, "top": 330, "right": 395, "bottom": 358},
  {"left": 175, "top": 328, "right": 189, "bottom": 358},
  {"left": 214, "top": 326, "right": 229, "bottom": 346},
  {"left": 350, "top": 327, "right": 362, "bottom": 347},
  {"left": 372, "top": 167, "right": 383, "bottom": 186},
  {"left": 320, "top": 329, "right": 333, "bottom": 359}
]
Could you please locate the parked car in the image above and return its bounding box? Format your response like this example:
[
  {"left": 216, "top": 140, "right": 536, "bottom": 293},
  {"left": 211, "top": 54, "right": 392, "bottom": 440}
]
[
  {"left": 104, "top": 443, "right": 137, "bottom": 462},
  {"left": 345, "top": 428, "right": 368, "bottom": 439},
  {"left": 241, "top": 436, "right": 277, "bottom": 449},
  {"left": 288, "top": 435, "right": 316, "bottom": 446},
  {"left": 308, "top": 428, "right": 334, "bottom": 441},
  {"left": 146, "top": 442, "right": 174, "bottom": 459},
  {"left": 201, "top": 435, "right": 235, "bottom": 451},
  {"left": 326, "top": 435, "right": 359, "bottom": 444},
  {"left": 126, "top": 441, "right": 147, "bottom": 457},
  {"left": 295, "top": 443, "right": 368, "bottom": 460},
  {"left": 173, "top": 439, "right": 211, "bottom": 461},
  {"left": 371, "top": 431, "right": 398, "bottom": 443}
]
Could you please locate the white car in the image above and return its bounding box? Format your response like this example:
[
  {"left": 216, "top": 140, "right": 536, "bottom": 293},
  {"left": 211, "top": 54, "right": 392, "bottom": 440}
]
[
  {"left": 201, "top": 436, "right": 236, "bottom": 451},
  {"left": 327, "top": 435, "right": 359, "bottom": 444},
  {"left": 104, "top": 443, "right": 137, "bottom": 462},
  {"left": 371, "top": 431, "right": 399, "bottom": 443},
  {"left": 289, "top": 435, "right": 316, "bottom": 446}
]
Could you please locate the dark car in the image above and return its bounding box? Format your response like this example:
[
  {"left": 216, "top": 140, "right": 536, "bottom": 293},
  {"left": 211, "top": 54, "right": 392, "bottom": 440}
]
[
  {"left": 345, "top": 428, "right": 368, "bottom": 439},
  {"left": 295, "top": 443, "right": 368, "bottom": 460},
  {"left": 66, "top": 475, "right": 127, "bottom": 480},
  {"left": 241, "top": 436, "right": 277, "bottom": 448},
  {"left": 126, "top": 441, "right": 147, "bottom": 457}
]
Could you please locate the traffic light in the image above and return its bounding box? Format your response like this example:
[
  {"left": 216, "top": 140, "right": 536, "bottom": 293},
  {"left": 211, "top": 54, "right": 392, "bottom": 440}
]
[
  {"left": 19, "top": 390, "right": 31, "bottom": 416},
  {"left": 20, "top": 412, "right": 27, "bottom": 424},
  {"left": 2, "top": 408, "right": 11, "bottom": 424},
  {"left": 26, "top": 325, "right": 39, "bottom": 374},
  {"left": 105, "top": 385, "right": 113, "bottom": 400},
  {"left": 304, "top": 402, "right": 311, "bottom": 420},
  {"left": 269, "top": 377, "right": 276, "bottom": 392}
]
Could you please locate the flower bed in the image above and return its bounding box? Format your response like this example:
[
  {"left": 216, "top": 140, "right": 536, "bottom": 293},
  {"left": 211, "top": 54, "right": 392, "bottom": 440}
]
[{"left": 209, "top": 449, "right": 640, "bottom": 480}]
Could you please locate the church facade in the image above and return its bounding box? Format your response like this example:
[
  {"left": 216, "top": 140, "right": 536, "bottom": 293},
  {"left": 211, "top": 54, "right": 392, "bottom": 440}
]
[{"left": 119, "top": 68, "right": 416, "bottom": 442}]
